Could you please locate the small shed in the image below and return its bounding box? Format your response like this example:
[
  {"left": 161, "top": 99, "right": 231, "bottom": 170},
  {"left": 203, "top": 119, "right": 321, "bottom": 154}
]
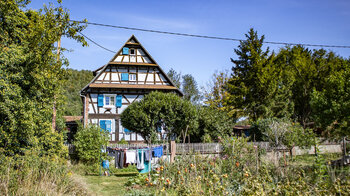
[
  {"left": 63, "top": 116, "right": 83, "bottom": 143},
  {"left": 233, "top": 125, "right": 251, "bottom": 137}
]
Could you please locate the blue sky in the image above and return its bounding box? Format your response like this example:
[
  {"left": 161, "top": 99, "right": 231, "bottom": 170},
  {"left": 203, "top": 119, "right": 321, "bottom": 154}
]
[{"left": 29, "top": 0, "right": 350, "bottom": 87}]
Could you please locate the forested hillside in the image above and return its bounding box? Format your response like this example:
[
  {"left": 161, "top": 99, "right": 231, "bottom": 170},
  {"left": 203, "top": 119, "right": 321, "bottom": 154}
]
[{"left": 62, "top": 69, "right": 94, "bottom": 116}]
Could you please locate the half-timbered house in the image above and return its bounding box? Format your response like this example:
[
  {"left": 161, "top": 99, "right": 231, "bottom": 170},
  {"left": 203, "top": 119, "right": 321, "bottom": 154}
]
[{"left": 80, "top": 35, "right": 182, "bottom": 143}]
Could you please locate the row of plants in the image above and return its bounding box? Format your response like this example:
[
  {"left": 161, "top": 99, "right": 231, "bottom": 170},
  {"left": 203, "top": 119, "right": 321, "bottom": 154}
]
[{"left": 126, "top": 137, "right": 350, "bottom": 195}]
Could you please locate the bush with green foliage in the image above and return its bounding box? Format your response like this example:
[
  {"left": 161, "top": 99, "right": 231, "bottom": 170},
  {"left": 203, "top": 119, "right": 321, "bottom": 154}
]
[
  {"left": 252, "top": 118, "right": 315, "bottom": 158},
  {"left": 74, "top": 124, "right": 109, "bottom": 164},
  {"left": 0, "top": 151, "right": 88, "bottom": 195}
]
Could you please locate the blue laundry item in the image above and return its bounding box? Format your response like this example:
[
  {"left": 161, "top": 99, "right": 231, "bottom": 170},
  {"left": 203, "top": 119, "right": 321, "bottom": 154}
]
[
  {"left": 153, "top": 146, "right": 163, "bottom": 157},
  {"left": 139, "top": 160, "right": 150, "bottom": 173},
  {"left": 102, "top": 160, "right": 109, "bottom": 169}
]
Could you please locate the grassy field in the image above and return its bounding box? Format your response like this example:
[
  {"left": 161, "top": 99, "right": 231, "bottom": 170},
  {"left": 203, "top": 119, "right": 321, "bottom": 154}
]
[
  {"left": 81, "top": 175, "right": 130, "bottom": 196},
  {"left": 72, "top": 164, "right": 150, "bottom": 196}
]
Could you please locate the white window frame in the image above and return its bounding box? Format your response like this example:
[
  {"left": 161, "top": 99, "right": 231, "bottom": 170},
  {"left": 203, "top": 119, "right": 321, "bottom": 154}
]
[
  {"left": 129, "top": 73, "right": 136, "bottom": 81},
  {"left": 104, "top": 94, "right": 116, "bottom": 108}
]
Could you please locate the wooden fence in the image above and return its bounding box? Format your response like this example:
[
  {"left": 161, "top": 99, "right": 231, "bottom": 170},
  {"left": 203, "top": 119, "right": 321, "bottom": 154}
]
[
  {"left": 176, "top": 143, "right": 221, "bottom": 154},
  {"left": 65, "top": 141, "right": 343, "bottom": 155}
]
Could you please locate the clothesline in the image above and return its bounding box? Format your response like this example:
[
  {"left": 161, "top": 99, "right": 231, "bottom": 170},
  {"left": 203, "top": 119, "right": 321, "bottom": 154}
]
[{"left": 105, "top": 145, "right": 166, "bottom": 173}]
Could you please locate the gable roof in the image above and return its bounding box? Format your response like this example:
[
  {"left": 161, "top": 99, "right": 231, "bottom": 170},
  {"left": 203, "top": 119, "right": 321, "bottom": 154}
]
[{"left": 81, "top": 35, "right": 183, "bottom": 96}]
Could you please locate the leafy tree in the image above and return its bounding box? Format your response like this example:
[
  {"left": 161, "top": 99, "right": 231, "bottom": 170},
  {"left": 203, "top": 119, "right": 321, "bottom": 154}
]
[
  {"left": 182, "top": 74, "right": 201, "bottom": 104},
  {"left": 311, "top": 57, "right": 350, "bottom": 138},
  {"left": 167, "top": 68, "right": 181, "bottom": 88},
  {"left": 0, "top": 0, "right": 86, "bottom": 156},
  {"left": 203, "top": 71, "right": 239, "bottom": 119},
  {"left": 277, "top": 46, "right": 344, "bottom": 128},
  {"left": 193, "top": 106, "right": 234, "bottom": 142},
  {"left": 120, "top": 91, "right": 198, "bottom": 143},
  {"left": 74, "top": 124, "right": 109, "bottom": 164},
  {"left": 167, "top": 69, "right": 201, "bottom": 104}
]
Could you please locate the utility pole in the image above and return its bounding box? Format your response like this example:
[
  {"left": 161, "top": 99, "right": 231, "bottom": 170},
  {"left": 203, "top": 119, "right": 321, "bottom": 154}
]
[{"left": 52, "top": 35, "right": 61, "bottom": 131}]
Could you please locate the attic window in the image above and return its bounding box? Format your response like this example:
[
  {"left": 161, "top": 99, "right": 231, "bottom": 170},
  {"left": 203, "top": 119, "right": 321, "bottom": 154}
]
[
  {"left": 130, "top": 49, "right": 135, "bottom": 55},
  {"left": 129, "top": 74, "right": 136, "bottom": 81}
]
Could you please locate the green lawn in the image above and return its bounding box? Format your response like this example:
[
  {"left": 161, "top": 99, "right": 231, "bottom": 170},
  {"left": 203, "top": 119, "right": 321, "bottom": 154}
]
[{"left": 81, "top": 175, "right": 130, "bottom": 196}]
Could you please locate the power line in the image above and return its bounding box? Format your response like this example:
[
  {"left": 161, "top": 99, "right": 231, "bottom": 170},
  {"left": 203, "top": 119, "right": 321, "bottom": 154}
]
[
  {"left": 78, "top": 32, "right": 116, "bottom": 53},
  {"left": 72, "top": 20, "right": 350, "bottom": 49}
]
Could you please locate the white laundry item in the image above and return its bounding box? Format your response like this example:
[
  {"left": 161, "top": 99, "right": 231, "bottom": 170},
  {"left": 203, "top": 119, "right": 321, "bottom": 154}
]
[
  {"left": 125, "top": 150, "right": 137, "bottom": 164},
  {"left": 137, "top": 150, "right": 145, "bottom": 170}
]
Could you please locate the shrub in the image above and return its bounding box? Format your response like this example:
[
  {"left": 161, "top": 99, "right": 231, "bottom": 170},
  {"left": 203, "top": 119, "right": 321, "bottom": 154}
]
[
  {"left": 74, "top": 124, "right": 109, "bottom": 164},
  {"left": 0, "top": 151, "right": 88, "bottom": 195},
  {"left": 253, "top": 118, "right": 316, "bottom": 158}
]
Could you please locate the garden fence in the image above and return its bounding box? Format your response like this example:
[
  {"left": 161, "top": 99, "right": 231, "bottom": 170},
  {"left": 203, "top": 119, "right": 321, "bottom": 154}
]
[{"left": 65, "top": 141, "right": 344, "bottom": 155}]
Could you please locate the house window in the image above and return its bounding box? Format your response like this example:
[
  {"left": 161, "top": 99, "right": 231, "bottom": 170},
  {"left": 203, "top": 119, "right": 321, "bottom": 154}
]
[
  {"left": 104, "top": 95, "right": 115, "bottom": 107},
  {"left": 129, "top": 74, "right": 136, "bottom": 81},
  {"left": 130, "top": 48, "right": 135, "bottom": 55}
]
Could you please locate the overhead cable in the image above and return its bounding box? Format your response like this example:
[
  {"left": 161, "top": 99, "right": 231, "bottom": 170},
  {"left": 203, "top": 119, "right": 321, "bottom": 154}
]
[{"left": 72, "top": 20, "right": 350, "bottom": 49}]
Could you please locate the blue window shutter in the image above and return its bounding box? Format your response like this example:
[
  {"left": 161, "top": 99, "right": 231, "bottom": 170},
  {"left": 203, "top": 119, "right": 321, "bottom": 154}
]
[
  {"left": 105, "top": 120, "right": 112, "bottom": 132},
  {"left": 116, "top": 95, "right": 122, "bottom": 108},
  {"left": 100, "top": 120, "right": 106, "bottom": 131},
  {"left": 122, "top": 47, "right": 129, "bottom": 55},
  {"left": 98, "top": 94, "right": 104, "bottom": 107},
  {"left": 121, "top": 73, "right": 129, "bottom": 81},
  {"left": 124, "top": 128, "right": 131, "bottom": 133}
]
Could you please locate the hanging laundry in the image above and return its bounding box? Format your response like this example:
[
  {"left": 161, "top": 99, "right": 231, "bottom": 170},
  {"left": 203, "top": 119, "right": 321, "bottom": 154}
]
[
  {"left": 102, "top": 160, "right": 109, "bottom": 169},
  {"left": 118, "top": 150, "right": 125, "bottom": 169},
  {"left": 126, "top": 149, "right": 137, "bottom": 164},
  {"left": 137, "top": 149, "right": 145, "bottom": 170},
  {"left": 123, "top": 150, "right": 127, "bottom": 167},
  {"left": 107, "top": 148, "right": 117, "bottom": 168},
  {"left": 139, "top": 159, "right": 150, "bottom": 173},
  {"left": 153, "top": 146, "right": 163, "bottom": 157},
  {"left": 144, "top": 149, "right": 151, "bottom": 162}
]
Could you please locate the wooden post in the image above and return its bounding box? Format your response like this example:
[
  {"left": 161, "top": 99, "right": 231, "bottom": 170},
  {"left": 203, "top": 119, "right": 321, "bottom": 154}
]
[
  {"left": 343, "top": 137, "right": 346, "bottom": 156},
  {"left": 52, "top": 36, "right": 61, "bottom": 131},
  {"left": 170, "top": 140, "right": 176, "bottom": 163}
]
